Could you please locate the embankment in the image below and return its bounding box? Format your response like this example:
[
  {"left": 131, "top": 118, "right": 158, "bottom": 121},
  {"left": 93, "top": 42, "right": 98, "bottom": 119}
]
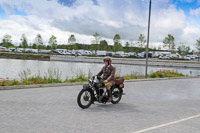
[
  {"left": 0, "top": 52, "right": 50, "bottom": 61},
  {"left": 50, "top": 55, "right": 200, "bottom": 68}
]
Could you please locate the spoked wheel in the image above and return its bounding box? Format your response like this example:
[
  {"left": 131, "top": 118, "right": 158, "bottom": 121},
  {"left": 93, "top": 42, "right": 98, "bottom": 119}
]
[
  {"left": 111, "top": 87, "right": 122, "bottom": 104},
  {"left": 77, "top": 89, "right": 94, "bottom": 109}
]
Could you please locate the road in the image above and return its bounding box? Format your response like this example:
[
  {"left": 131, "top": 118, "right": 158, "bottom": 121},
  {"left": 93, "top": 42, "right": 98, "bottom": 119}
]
[{"left": 0, "top": 78, "right": 200, "bottom": 133}]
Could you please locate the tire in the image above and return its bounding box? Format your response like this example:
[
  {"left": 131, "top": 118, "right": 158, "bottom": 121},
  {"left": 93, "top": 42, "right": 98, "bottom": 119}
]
[
  {"left": 77, "top": 89, "right": 94, "bottom": 109},
  {"left": 111, "top": 87, "right": 122, "bottom": 104}
]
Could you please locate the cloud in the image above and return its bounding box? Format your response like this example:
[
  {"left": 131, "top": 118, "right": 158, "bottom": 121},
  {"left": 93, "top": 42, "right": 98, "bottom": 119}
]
[
  {"left": 179, "top": 0, "right": 195, "bottom": 2},
  {"left": 151, "top": 5, "right": 187, "bottom": 42},
  {"left": 190, "top": 8, "right": 200, "bottom": 16},
  {"left": 182, "top": 26, "right": 200, "bottom": 43},
  {"left": 0, "top": 0, "right": 200, "bottom": 50}
]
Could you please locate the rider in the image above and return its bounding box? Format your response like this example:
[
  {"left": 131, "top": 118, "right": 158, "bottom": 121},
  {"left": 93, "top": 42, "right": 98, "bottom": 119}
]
[{"left": 97, "top": 56, "right": 116, "bottom": 102}]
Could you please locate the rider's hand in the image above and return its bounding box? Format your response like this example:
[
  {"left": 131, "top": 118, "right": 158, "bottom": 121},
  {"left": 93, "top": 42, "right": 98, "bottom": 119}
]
[{"left": 104, "top": 80, "right": 108, "bottom": 83}]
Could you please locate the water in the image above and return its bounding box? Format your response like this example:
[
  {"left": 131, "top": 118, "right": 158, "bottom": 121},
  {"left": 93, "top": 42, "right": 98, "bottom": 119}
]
[{"left": 0, "top": 59, "right": 200, "bottom": 81}]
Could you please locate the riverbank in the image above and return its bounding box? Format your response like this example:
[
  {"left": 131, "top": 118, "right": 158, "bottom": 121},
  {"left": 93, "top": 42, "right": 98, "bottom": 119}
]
[
  {"left": 0, "top": 52, "right": 50, "bottom": 61},
  {"left": 0, "top": 69, "right": 186, "bottom": 88},
  {"left": 51, "top": 55, "right": 200, "bottom": 68}
]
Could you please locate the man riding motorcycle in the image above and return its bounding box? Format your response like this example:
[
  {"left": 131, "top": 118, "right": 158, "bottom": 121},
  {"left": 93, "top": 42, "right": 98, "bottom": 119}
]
[{"left": 97, "top": 56, "right": 116, "bottom": 102}]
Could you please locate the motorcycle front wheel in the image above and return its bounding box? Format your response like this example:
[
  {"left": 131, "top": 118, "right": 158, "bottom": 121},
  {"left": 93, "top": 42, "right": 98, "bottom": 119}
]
[{"left": 77, "top": 89, "right": 94, "bottom": 109}]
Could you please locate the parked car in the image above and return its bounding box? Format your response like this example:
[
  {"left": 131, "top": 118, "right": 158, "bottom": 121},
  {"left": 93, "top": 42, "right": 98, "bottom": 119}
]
[
  {"left": 9, "top": 48, "right": 16, "bottom": 52},
  {"left": 39, "top": 50, "right": 51, "bottom": 54},
  {"left": 25, "top": 48, "right": 32, "bottom": 53},
  {"left": 16, "top": 48, "right": 23, "bottom": 53},
  {"left": 183, "top": 56, "right": 191, "bottom": 60},
  {"left": 128, "top": 52, "right": 136, "bottom": 56},
  {"left": 169, "top": 54, "right": 181, "bottom": 59},
  {"left": 96, "top": 51, "right": 106, "bottom": 56},
  {"left": 106, "top": 52, "right": 113, "bottom": 57},
  {"left": 63, "top": 51, "right": 72, "bottom": 55},
  {"left": 152, "top": 53, "right": 160, "bottom": 58},
  {"left": 185, "top": 55, "right": 196, "bottom": 60},
  {"left": 115, "top": 51, "right": 124, "bottom": 56},
  {"left": 51, "top": 50, "right": 62, "bottom": 54},
  {"left": 121, "top": 53, "right": 129, "bottom": 57},
  {"left": 144, "top": 53, "right": 152, "bottom": 58},
  {"left": 159, "top": 55, "right": 170, "bottom": 59},
  {"left": 136, "top": 53, "right": 145, "bottom": 58},
  {"left": 0, "top": 47, "right": 9, "bottom": 52}
]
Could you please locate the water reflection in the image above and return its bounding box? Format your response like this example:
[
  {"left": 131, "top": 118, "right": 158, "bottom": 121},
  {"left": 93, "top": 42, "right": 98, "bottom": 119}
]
[{"left": 0, "top": 59, "right": 200, "bottom": 80}]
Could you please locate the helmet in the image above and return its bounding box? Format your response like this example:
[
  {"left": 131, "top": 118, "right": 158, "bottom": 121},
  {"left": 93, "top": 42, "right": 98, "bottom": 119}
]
[{"left": 103, "top": 56, "right": 112, "bottom": 64}]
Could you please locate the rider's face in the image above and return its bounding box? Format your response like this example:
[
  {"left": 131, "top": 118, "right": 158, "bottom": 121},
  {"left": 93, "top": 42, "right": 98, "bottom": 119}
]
[{"left": 104, "top": 61, "right": 108, "bottom": 66}]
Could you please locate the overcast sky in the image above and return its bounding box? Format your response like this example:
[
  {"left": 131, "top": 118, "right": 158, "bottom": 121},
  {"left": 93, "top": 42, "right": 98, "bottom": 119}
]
[{"left": 0, "top": 0, "right": 200, "bottom": 49}]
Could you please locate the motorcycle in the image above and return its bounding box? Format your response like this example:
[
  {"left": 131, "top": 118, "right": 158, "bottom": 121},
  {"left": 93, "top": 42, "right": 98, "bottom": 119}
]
[{"left": 77, "top": 76, "right": 125, "bottom": 109}]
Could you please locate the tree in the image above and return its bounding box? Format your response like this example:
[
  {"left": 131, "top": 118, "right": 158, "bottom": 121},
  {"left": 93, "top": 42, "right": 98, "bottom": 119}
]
[
  {"left": 48, "top": 35, "right": 57, "bottom": 49},
  {"left": 130, "top": 40, "right": 135, "bottom": 47},
  {"left": 72, "top": 43, "right": 77, "bottom": 50},
  {"left": 137, "top": 34, "right": 146, "bottom": 48},
  {"left": 196, "top": 39, "right": 200, "bottom": 62},
  {"left": 113, "top": 34, "right": 122, "bottom": 52},
  {"left": 163, "top": 34, "right": 175, "bottom": 51},
  {"left": 99, "top": 40, "right": 108, "bottom": 50},
  {"left": 113, "top": 34, "right": 120, "bottom": 44},
  {"left": 1, "top": 34, "right": 13, "bottom": 48},
  {"left": 34, "top": 34, "right": 43, "bottom": 46},
  {"left": 20, "top": 34, "right": 28, "bottom": 50},
  {"left": 158, "top": 45, "right": 162, "bottom": 50},
  {"left": 34, "top": 34, "right": 43, "bottom": 52},
  {"left": 177, "top": 45, "right": 190, "bottom": 55},
  {"left": 68, "top": 34, "right": 76, "bottom": 45},
  {"left": 124, "top": 42, "right": 130, "bottom": 52},
  {"left": 32, "top": 44, "right": 37, "bottom": 49},
  {"left": 92, "top": 32, "right": 101, "bottom": 44},
  {"left": 171, "top": 43, "right": 176, "bottom": 53}
]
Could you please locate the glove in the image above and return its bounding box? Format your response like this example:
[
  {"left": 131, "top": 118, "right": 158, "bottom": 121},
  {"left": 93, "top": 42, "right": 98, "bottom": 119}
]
[{"left": 104, "top": 80, "right": 108, "bottom": 83}]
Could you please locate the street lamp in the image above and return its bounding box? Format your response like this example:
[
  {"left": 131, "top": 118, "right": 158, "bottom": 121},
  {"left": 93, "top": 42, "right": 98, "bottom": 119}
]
[{"left": 145, "top": 0, "right": 152, "bottom": 79}]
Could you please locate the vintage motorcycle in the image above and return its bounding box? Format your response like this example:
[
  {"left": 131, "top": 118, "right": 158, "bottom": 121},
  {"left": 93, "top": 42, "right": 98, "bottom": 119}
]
[{"left": 77, "top": 76, "right": 125, "bottom": 109}]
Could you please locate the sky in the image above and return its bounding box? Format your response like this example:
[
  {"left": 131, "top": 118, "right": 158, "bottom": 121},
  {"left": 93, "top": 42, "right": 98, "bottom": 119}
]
[{"left": 0, "top": 0, "right": 200, "bottom": 50}]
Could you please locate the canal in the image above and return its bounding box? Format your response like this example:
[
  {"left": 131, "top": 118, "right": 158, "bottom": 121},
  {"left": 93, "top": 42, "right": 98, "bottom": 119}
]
[{"left": 1, "top": 59, "right": 200, "bottom": 80}]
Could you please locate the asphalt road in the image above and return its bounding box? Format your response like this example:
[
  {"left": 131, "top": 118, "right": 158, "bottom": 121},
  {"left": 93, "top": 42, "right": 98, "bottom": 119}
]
[{"left": 0, "top": 78, "right": 200, "bottom": 133}]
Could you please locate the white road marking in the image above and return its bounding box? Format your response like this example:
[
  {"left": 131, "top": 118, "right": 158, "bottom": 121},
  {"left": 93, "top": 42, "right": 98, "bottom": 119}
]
[{"left": 132, "top": 114, "right": 200, "bottom": 133}]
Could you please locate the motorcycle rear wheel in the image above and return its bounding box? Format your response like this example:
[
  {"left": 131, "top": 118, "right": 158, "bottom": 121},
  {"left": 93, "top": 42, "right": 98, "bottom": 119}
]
[
  {"left": 77, "top": 89, "right": 94, "bottom": 109},
  {"left": 111, "top": 87, "right": 122, "bottom": 104}
]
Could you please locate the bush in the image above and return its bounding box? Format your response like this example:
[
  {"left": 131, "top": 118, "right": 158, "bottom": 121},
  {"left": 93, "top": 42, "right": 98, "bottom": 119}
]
[
  {"left": 0, "top": 81, "right": 9, "bottom": 86},
  {"left": 149, "top": 70, "right": 184, "bottom": 78}
]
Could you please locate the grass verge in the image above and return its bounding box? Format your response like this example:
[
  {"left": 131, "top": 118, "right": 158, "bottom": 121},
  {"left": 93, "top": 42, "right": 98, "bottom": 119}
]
[{"left": 0, "top": 52, "right": 50, "bottom": 60}]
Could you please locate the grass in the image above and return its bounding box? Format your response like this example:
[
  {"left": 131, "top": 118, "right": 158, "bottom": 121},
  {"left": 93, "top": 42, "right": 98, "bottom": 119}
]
[
  {"left": 0, "top": 69, "right": 62, "bottom": 86},
  {"left": 121, "top": 70, "right": 185, "bottom": 80},
  {"left": 0, "top": 52, "right": 50, "bottom": 60},
  {"left": 64, "top": 70, "right": 88, "bottom": 83},
  {"left": 0, "top": 69, "right": 187, "bottom": 86},
  {"left": 122, "top": 72, "right": 145, "bottom": 80}
]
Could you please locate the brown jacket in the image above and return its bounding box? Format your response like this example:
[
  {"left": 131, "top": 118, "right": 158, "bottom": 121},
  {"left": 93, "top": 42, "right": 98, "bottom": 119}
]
[{"left": 97, "top": 65, "right": 116, "bottom": 83}]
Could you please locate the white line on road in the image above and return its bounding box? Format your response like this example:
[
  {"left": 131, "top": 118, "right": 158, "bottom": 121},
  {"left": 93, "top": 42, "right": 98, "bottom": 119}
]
[{"left": 132, "top": 114, "right": 200, "bottom": 133}]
